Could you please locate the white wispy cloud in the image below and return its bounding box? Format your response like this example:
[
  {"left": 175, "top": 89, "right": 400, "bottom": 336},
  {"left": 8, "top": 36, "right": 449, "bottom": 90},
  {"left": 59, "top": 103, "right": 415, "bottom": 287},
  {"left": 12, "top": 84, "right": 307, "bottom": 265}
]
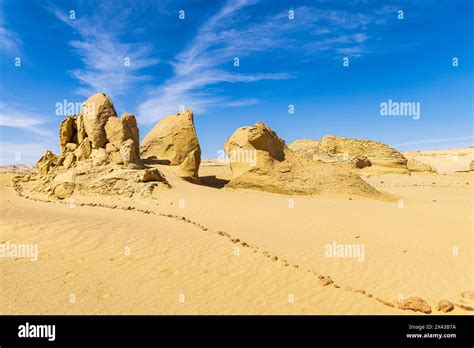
[
  {"left": 0, "top": 102, "right": 55, "bottom": 165},
  {"left": 138, "top": 1, "right": 391, "bottom": 122},
  {"left": 0, "top": 27, "right": 21, "bottom": 54},
  {"left": 0, "top": 2, "right": 21, "bottom": 55},
  {"left": 0, "top": 101, "right": 54, "bottom": 139},
  {"left": 49, "top": 4, "right": 158, "bottom": 98},
  {"left": 138, "top": 0, "right": 290, "bottom": 122}
]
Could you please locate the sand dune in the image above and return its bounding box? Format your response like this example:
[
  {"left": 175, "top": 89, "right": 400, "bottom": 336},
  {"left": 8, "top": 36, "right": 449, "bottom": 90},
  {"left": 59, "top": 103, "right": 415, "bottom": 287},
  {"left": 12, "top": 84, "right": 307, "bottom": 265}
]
[{"left": 1, "top": 147, "right": 473, "bottom": 314}]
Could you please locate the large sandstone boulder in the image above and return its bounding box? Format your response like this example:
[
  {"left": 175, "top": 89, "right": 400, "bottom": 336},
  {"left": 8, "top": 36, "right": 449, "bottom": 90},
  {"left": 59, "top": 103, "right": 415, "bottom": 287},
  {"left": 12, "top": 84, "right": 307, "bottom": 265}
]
[
  {"left": 104, "top": 113, "right": 139, "bottom": 152},
  {"left": 224, "top": 122, "right": 384, "bottom": 198},
  {"left": 470, "top": 160, "right": 474, "bottom": 171},
  {"left": 140, "top": 109, "right": 201, "bottom": 181},
  {"left": 82, "top": 93, "right": 117, "bottom": 148}
]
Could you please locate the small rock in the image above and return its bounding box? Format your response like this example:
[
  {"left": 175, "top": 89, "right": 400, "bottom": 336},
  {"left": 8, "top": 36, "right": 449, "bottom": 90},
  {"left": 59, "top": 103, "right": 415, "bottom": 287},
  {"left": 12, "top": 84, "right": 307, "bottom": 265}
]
[
  {"left": 318, "top": 275, "right": 333, "bottom": 286},
  {"left": 352, "top": 156, "right": 372, "bottom": 169},
  {"left": 139, "top": 168, "right": 166, "bottom": 183},
  {"left": 461, "top": 291, "right": 474, "bottom": 300},
  {"left": 398, "top": 297, "right": 432, "bottom": 314},
  {"left": 437, "top": 300, "right": 454, "bottom": 313}
]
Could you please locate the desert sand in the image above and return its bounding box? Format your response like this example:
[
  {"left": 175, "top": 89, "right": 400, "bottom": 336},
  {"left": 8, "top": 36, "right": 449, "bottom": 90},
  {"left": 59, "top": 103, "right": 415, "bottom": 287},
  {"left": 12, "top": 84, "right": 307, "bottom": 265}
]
[
  {"left": 0, "top": 148, "right": 472, "bottom": 314},
  {"left": 1, "top": 94, "right": 472, "bottom": 315}
]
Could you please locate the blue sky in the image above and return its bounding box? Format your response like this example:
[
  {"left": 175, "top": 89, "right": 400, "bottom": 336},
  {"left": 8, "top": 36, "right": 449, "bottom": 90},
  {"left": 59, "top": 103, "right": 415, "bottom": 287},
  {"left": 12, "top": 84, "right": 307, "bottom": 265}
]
[{"left": 0, "top": 0, "right": 472, "bottom": 164}]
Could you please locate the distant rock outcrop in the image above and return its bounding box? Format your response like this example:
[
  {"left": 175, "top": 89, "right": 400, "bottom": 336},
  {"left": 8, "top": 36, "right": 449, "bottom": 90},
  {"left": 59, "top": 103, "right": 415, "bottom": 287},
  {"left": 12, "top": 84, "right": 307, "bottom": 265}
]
[
  {"left": 289, "top": 135, "right": 408, "bottom": 173},
  {"left": 318, "top": 135, "right": 407, "bottom": 169},
  {"left": 140, "top": 110, "right": 201, "bottom": 182},
  {"left": 224, "top": 122, "right": 384, "bottom": 198}
]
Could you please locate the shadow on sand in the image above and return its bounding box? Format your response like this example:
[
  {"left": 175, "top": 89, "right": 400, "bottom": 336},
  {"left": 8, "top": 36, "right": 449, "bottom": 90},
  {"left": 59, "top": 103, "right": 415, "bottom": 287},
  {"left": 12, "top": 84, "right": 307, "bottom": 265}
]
[{"left": 199, "top": 176, "right": 229, "bottom": 189}]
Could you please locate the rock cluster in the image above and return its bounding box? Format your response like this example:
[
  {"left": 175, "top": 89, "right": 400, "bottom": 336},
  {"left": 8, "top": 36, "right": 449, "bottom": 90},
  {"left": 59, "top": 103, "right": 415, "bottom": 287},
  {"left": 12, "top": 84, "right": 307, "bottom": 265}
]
[
  {"left": 25, "top": 93, "right": 410, "bottom": 200},
  {"left": 31, "top": 93, "right": 167, "bottom": 199},
  {"left": 56, "top": 93, "right": 143, "bottom": 170}
]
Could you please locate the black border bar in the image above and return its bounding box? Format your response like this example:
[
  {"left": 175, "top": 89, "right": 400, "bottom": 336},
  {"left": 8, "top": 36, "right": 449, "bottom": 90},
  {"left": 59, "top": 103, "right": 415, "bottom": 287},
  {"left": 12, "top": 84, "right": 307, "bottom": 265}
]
[{"left": 0, "top": 315, "right": 473, "bottom": 346}]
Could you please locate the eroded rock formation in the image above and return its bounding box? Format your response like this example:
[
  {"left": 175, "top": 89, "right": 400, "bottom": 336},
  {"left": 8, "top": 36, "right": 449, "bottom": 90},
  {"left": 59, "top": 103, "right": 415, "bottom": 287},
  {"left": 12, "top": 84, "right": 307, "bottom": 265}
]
[
  {"left": 27, "top": 93, "right": 167, "bottom": 200},
  {"left": 224, "top": 122, "right": 385, "bottom": 198}
]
